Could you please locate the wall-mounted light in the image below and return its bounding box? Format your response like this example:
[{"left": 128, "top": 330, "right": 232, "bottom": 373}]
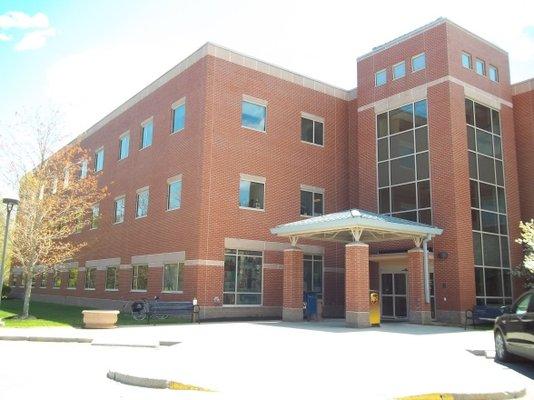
[{"left": 437, "top": 251, "right": 449, "bottom": 260}]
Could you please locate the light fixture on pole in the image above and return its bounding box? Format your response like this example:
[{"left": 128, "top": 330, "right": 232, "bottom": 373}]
[{"left": 0, "top": 197, "right": 19, "bottom": 310}]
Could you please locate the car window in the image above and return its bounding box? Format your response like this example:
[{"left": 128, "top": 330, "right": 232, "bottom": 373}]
[{"left": 514, "top": 294, "right": 532, "bottom": 315}]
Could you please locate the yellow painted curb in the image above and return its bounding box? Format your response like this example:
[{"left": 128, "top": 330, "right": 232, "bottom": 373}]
[
  {"left": 397, "top": 395, "right": 454, "bottom": 400},
  {"left": 167, "top": 380, "right": 212, "bottom": 392}
]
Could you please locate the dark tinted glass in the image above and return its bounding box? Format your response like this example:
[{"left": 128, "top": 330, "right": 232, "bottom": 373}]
[
  {"left": 476, "top": 130, "right": 493, "bottom": 157},
  {"left": 314, "top": 121, "right": 324, "bottom": 145},
  {"left": 491, "top": 110, "right": 500, "bottom": 135},
  {"left": 465, "top": 99, "right": 474, "bottom": 125},
  {"left": 418, "top": 209, "right": 432, "bottom": 225},
  {"left": 468, "top": 152, "right": 478, "bottom": 179},
  {"left": 378, "top": 138, "right": 388, "bottom": 161},
  {"left": 475, "top": 102, "right": 491, "bottom": 132},
  {"left": 415, "top": 127, "right": 428, "bottom": 151},
  {"left": 481, "top": 211, "right": 498, "bottom": 233},
  {"left": 497, "top": 187, "right": 506, "bottom": 213},
  {"left": 478, "top": 155, "right": 495, "bottom": 184},
  {"left": 479, "top": 182, "right": 497, "bottom": 211},
  {"left": 379, "top": 188, "right": 390, "bottom": 213},
  {"left": 391, "top": 156, "right": 415, "bottom": 185},
  {"left": 473, "top": 233, "right": 483, "bottom": 265},
  {"left": 300, "top": 190, "right": 313, "bottom": 216},
  {"left": 484, "top": 268, "right": 503, "bottom": 296},
  {"left": 391, "top": 183, "right": 416, "bottom": 212},
  {"left": 378, "top": 162, "right": 389, "bottom": 187},
  {"left": 471, "top": 209, "right": 480, "bottom": 231},
  {"left": 483, "top": 234, "right": 500, "bottom": 267},
  {"left": 389, "top": 104, "right": 413, "bottom": 134},
  {"left": 414, "top": 100, "right": 427, "bottom": 127},
  {"left": 377, "top": 113, "right": 388, "bottom": 137},
  {"left": 467, "top": 126, "right": 476, "bottom": 151},
  {"left": 416, "top": 153, "right": 429, "bottom": 180},
  {"left": 493, "top": 136, "right": 502, "bottom": 159},
  {"left": 390, "top": 131, "right": 414, "bottom": 158},
  {"left": 475, "top": 267, "right": 484, "bottom": 295},
  {"left": 470, "top": 180, "right": 479, "bottom": 208},
  {"left": 301, "top": 118, "right": 314, "bottom": 142},
  {"left": 417, "top": 180, "right": 431, "bottom": 208},
  {"left": 501, "top": 237, "right": 510, "bottom": 268},
  {"left": 394, "top": 211, "right": 417, "bottom": 222},
  {"left": 495, "top": 160, "right": 504, "bottom": 186},
  {"left": 499, "top": 214, "right": 508, "bottom": 235}
]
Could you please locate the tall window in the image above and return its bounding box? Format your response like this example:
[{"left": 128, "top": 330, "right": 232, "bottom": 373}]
[
  {"left": 67, "top": 268, "right": 78, "bottom": 289},
  {"left": 462, "top": 52, "right": 472, "bottom": 69},
  {"left": 136, "top": 188, "right": 149, "bottom": 218},
  {"left": 94, "top": 148, "right": 104, "bottom": 172},
  {"left": 393, "top": 61, "right": 406, "bottom": 79},
  {"left": 475, "top": 59, "right": 486, "bottom": 76},
  {"left": 105, "top": 266, "right": 118, "bottom": 290},
  {"left": 375, "top": 69, "right": 387, "bottom": 86},
  {"left": 241, "top": 100, "right": 266, "bottom": 132},
  {"left": 85, "top": 267, "right": 96, "bottom": 290},
  {"left": 239, "top": 177, "right": 265, "bottom": 210},
  {"left": 163, "top": 263, "right": 184, "bottom": 292},
  {"left": 167, "top": 178, "right": 182, "bottom": 210},
  {"left": 80, "top": 160, "right": 88, "bottom": 179},
  {"left": 300, "top": 186, "right": 324, "bottom": 217},
  {"left": 40, "top": 274, "right": 47, "bottom": 288},
  {"left": 140, "top": 119, "right": 153, "bottom": 149},
  {"left": 466, "top": 98, "right": 511, "bottom": 305},
  {"left": 114, "top": 196, "right": 125, "bottom": 223},
  {"left": 118, "top": 133, "right": 129, "bottom": 160},
  {"left": 301, "top": 115, "right": 324, "bottom": 146},
  {"left": 53, "top": 270, "right": 61, "bottom": 288},
  {"left": 131, "top": 265, "right": 148, "bottom": 291},
  {"left": 303, "top": 254, "right": 323, "bottom": 295},
  {"left": 91, "top": 204, "right": 100, "bottom": 229},
  {"left": 377, "top": 100, "right": 432, "bottom": 223},
  {"left": 172, "top": 102, "right": 186, "bottom": 133},
  {"left": 489, "top": 66, "right": 499, "bottom": 82},
  {"left": 223, "top": 249, "right": 262, "bottom": 305},
  {"left": 411, "top": 53, "right": 426, "bottom": 72}
]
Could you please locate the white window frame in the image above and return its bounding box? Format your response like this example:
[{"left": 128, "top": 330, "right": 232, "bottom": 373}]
[
  {"left": 84, "top": 267, "right": 96, "bottom": 290},
  {"left": 303, "top": 254, "right": 324, "bottom": 296},
  {"left": 40, "top": 274, "right": 47, "bottom": 288},
  {"left": 135, "top": 187, "right": 149, "bottom": 219},
  {"left": 94, "top": 148, "right": 104, "bottom": 172},
  {"left": 475, "top": 58, "right": 486, "bottom": 76},
  {"left": 223, "top": 249, "right": 263, "bottom": 307},
  {"left": 67, "top": 268, "right": 78, "bottom": 290},
  {"left": 162, "top": 262, "right": 184, "bottom": 293},
  {"left": 375, "top": 69, "right": 387, "bottom": 87},
  {"left": 241, "top": 95, "right": 267, "bottom": 133},
  {"left": 461, "top": 52, "right": 472, "bottom": 69},
  {"left": 131, "top": 264, "right": 148, "bottom": 292},
  {"left": 140, "top": 117, "right": 154, "bottom": 150},
  {"left": 166, "top": 175, "right": 183, "bottom": 211},
  {"left": 171, "top": 97, "right": 186, "bottom": 134},
  {"left": 105, "top": 266, "right": 119, "bottom": 291},
  {"left": 114, "top": 195, "right": 125, "bottom": 224},
  {"left": 118, "top": 131, "right": 130, "bottom": 160},
  {"left": 489, "top": 65, "right": 499, "bottom": 83},
  {"left": 411, "top": 53, "right": 426, "bottom": 72},
  {"left": 392, "top": 61, "right": 406, "bottom": 80},
  {"left": 300, "top": 184, "right": 325, "bottom": 217},
  {"left": 301, "top": 112, "right": 325, "bottom": 147},
  {"left": 52, "top": 270, "right": 61, "bottom": 289},
  {"left": 239, "top": 174, "right": 266, "bottom": 212},
  {"left": 91, "top": 204, "right": 100, "bottom": 229}
]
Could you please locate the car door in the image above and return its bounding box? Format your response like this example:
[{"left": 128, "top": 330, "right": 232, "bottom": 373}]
[{"left": 505, "top": 293, "right": 533, "bottom": 357}]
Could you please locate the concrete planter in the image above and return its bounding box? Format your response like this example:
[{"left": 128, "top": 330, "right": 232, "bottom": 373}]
[{"left": 82, "top": 310, "right": 120, "bottom": 329}]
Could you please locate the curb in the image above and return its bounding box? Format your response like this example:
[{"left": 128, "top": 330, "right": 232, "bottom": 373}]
[
  {"left": 396, "top": 388, "right": 527, "bottom": 400},
  {"left": 107, "top": 370, "right": 211, "bottom": 392},
  {"left": 0, "top": 335, "right": 92, "bottom": 343}
]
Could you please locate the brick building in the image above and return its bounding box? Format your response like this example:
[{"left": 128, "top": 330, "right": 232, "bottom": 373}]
[{"left": 12, "top": 18, "right": 534, "bottom": 325}]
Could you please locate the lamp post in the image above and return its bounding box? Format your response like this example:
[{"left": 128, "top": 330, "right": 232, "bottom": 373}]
[{"left": 0, "top": 197, "right": 19, "bottom": 309}]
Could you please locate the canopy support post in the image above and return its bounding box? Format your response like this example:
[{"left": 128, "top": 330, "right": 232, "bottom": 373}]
[
  {"left": 289, "top": 236, "right": 299, "bottom": 247},
  {"left": 423, "top": 235, "right": 431, "bottom": 304},
  {"left": 350, "top": 228, "right": 363, "bottom": 242}
]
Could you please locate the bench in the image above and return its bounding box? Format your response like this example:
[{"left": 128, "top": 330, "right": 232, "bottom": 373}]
[
  {"left": 146, "top": 300, "right": 199, "bottom": 323},
  {"left": 465, "top": 305, "right": 505, "bottom": 330}
]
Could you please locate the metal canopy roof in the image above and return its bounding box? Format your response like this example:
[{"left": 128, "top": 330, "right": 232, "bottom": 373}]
[{"left": 271, "top": 209, "right": 443, "bottom": 244}]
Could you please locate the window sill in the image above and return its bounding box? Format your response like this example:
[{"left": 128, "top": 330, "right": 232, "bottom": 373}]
[
  {"left": 171, "top": 127, "right": 185, "bottom": 135},
  {"left": 113, "top": 221, "right": 124, "bottom": 225},
  {"left": 239, "top": 206, "right": 265, "bottom": 212},
  {"left": 84, "top": 288, "right": 96, "bottom": 291},
  {"left": 67, "top": 287, "right": 76, "bottom": 290},
  {"left": 118, "top": 156, "right": 128, "bottom": 162},
  {"left": 166, "top": 207, "right": 181, "bottom": 212},
  {"left": 301, "top": 140, "right": 324, "bottom": 148},
  {"left": 161, "top": 290, "right": 184, "bottom": 294},
  {"left": 135, "top": 215, "right": 147, "bottom": 220},
  {"left": 412, "top": 67, "right": 425, "bottom": 73},
  {"left": 105, "top": 288, "right": 119, "bottom": 292},
  {"left": 392, "top": 75, "right": 405, "bottom": 81},
  {"left": 131, "top": 289, "right": 147, "bottom": 293},
  {"left": 241, "top": 125, "right": 266, "bottom": 134},
  {"left": 139, "top": 145, "right": 152, "bottom": 151},
  {"left": 52, "top": 287, "right": 60, "bottom": 290}
]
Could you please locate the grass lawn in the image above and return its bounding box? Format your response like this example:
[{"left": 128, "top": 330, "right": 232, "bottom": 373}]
[{"left": 0, "top": 299, "right": 189, "bottom": 328}]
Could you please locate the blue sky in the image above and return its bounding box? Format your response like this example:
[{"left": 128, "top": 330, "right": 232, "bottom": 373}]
[{"left": 0, "top": 0, "right": 533, "bottom": 194}]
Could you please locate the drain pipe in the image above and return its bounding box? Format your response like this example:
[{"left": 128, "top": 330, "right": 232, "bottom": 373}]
[{"left": 423, "top": 234, "right": 431, "bottom": 304}]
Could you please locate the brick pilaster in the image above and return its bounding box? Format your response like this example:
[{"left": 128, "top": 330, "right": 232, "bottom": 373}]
[
  {"left": 407, "top": 248, "right": 432, "bottom": 324},
  {"left": 283, "top": 248, "right": 303, "bottom": 321},
  {"left": 345, "top": 242, "right": 370, "bottom": 328}
]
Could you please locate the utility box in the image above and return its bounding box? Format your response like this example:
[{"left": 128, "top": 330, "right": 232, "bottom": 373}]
[
  {"left": 304, "top": 292, "right": 317, "bottom": 320},
  {"left": 369, "top": 290, "right": 380, "bottom": 326}
]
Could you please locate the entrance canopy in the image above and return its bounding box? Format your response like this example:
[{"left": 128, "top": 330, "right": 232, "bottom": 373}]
[{"left": 271, "top": 209, "right": 443, "bottom": 244}]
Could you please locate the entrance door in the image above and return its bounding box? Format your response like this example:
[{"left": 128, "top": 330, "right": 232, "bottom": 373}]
[{"left": 380, "top": 272, "right": 408, "bottom": 320}]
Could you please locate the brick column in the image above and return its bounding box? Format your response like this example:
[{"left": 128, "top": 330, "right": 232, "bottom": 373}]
[
  {"left": 345, "top": 242, "right": 370, "bottom": 328},
  {"left": 407, "top": 248, "right": 432, "bottom": 324},
  {"left": 283, "top": 248, "right": 303, "bottom": 322}
]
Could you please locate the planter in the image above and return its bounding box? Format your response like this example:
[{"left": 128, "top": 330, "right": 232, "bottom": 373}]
[{"left": 82, "top": 310, "right": 120, "bottom": 329}]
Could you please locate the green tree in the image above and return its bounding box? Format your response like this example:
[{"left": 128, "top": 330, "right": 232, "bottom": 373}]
[{"left": 514, "top": 220, "right": 534, "bottom": 289}]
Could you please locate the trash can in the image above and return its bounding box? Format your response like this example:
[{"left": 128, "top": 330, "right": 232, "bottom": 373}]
[
  {"left": 369, "top": 290, "right": 380, "bottom": 326},
  {"left": 304, "top": 292, "right": 317, "bottom": 320}
]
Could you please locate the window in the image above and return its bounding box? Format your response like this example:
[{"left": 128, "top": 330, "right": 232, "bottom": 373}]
[
  {"left": 462, "top": 52, "right": 472, "bottom": 69},
  {"left": 376, "top": 100, "right": 431, "bottom": 224},
  {"left": 85, "top": 267, "right": 96, "bottom": 290},
  {"left": 172, "top": 101, "right": 186, "bottom": 133},
  {"left": 489, "top": 65, "right": 499, "bottom": 82},
  {"left": 67, "top": 268, "right": 78, "bottom": 289},
  {"left": 114, "top": 196, "right": 125, "bottom": 223},
  {"left": 375, "top": 69, "right": 387, "bottom": 86},
  {"left": 223, "top": 249, "right": 262, "bottom": 305},
  {"left": 94, "top": 148, "right": 104, "bottom": 172},
  {"left": 239, "top": 176, "right": 265, "bottom": 210},
  {"left": 140, "top": 119, "right": 153, "bottom": 149},
  {"left": 40, "top": 274, "right": 47, "bottom": 288},
  {"left": 52, "top": 178, "right": 58, "bottom": 194},
  {"left": 241, "top": 100, "right": 266, "bottom": 132},
  {"left": 300, "top": 186, "right": 324, "bottom": 217},
  {"left": 118, "top": 133, "right": 129, "bottom": 160},
  {"left": 80, "top": 160, "right": 88, "bottom": 178},
  {"left": 105, "top": 266, "right": 119, "bottom": 291},
  {"left": 301, "top": 115, "right": 324, "bottom": 146},
  {"left": 411, "top": 53, "right": 426, "bottom": 72},
  {"left": 53, "top": 270, "right": 61, "bottom": 288},
  {"left": 91, "top": 204, "right": 100, "bottom": 229},
  {"left": 163, "top": 263, "right": 184, "bottom": 292},
  {"left": 475, "top": 59, "right": 486, "bottom": 76},
  {"left": 131, "top": 265, "right": 148, "bottom": 291},
  {"left": 303, "top": 254, "right": 323, "bottom": 295},
  {"left": 393, "top": 61, "right": 406, "bottom": 80},
  {"left": 514, "top": 294, "right": 532, "bottom": 315},
  {"left": 167, "top": 177, "right": 182, "bottom": 210},
  {"left": 136, "top": 188, "right": 149, "bottom": 218}
]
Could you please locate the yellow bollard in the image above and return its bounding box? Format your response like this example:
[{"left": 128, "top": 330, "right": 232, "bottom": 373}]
[{"left": 369, "top": 290, "right": 381, "bottom": 326}]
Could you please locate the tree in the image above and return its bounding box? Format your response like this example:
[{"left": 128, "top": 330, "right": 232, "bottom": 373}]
[
  {"left": 514, "top": 220, "right": 534, "bottom": 290},
  {"left": 2, "top": 110, "right": 106, "bottom": 318}
]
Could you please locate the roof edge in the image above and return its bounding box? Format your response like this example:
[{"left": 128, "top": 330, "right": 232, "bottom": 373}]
[{"left": 511, "top": 77, "right": 534, "bottom": 95}]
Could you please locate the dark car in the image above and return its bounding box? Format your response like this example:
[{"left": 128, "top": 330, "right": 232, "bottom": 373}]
[{"left": 494, "top": 289, "right": 534, "bottom": 362}]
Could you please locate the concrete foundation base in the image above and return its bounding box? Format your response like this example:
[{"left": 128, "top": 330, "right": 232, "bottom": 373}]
[
  {"left": 345, "top": 311, "right": 370, "bottom": 328},
  {"left": 409, "top": 310, "right": 433, "bottom": 325},
  {"left": 436, "top": 309, "right": 465, "bottom": 326},
  {"left": 282, "top": 307, "right": 303, "bottom": 322}
]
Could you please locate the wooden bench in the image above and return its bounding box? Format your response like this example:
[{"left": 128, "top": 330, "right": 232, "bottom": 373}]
[{"left": 465, "top": 305, "right": 505, "bottom": 330}]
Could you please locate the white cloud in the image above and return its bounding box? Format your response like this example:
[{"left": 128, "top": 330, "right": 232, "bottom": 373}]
[
  {"left": 0, "top": 33, "right": 10, "bottom": 41},
  {"left": 0, "top": 11, "right": 49, "bottom": 29},
  {"left": 15, "top": 28, "right": 55, "bottom": 51}
]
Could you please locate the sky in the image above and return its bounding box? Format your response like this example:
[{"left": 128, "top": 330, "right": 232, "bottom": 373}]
[{"left": 0, "top": 0, "right": 533, "bottom": 196}]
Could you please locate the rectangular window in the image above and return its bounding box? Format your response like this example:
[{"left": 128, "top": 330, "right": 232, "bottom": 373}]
[
  {"left": 412, "top": 53, "right": 426, "bottom": 72},
  {"left": 114, "top": 196, "right": 125, "bottom": 223},
  {"left": 223, "top": 249, "right": 262, "bottom": 305},
  {"left": 105, "top": 266, "right": 119, "bottom": 291},
  {"left": 303, "top": 254, "right": 323, "bottom": 295},
  {"left": 163, "top": 263, "right": 184, "bottom": 292},
  {"left": 167, "top": 178, "right": 182, "bottom": 210},
  {"left": 53, "top": 271, "right": 61, "bottom": 288},
  {"left": 91, "top": 204, "right": 100, "bottom": 229},
  {"left": 172, "top": 102, "right": 186, "bottom": 133},
  {"left": 475, "top": 59, "right": 486, "bottom": 76},
  {"left": 489, "top": 65, "right": 499, "bottom": 82},
  {"left": 131, "top": 265, "right": 148, "bottom": 291},
  {"left": 241, "top": 100, "right": 266, "bottom": 132},
  {"left": 375, "top": 69, "right": 387, "bottom": 86},
  {"left": 393, "top": 61, "right": 406, "bottom": 80},
  {"left": 80, "top": 160, "right": 88, "bottom": 179},
  {"left": 94, "top": 149, "right": 104, "bottom": 172},
  {"left": 67, "top": 268, "right": 78, "bottom": 289},
  {"left": 239, "top": 177, "right": 265, "bottom": 210},
  {"left": 118, "top": 133, "right": 129, "bottom": 160},
  {"left": 300, "top": 187, "right": 324, "bottom": 217},
  {"left": 40, "top": 274, "right": 47, "bottom": 288},
  {"left": 462, "top": 52, "right": 472, "bottom": 69},
  {"left": 301, "top": 115, "right": 324, "bottom": 146},
  {"left": 136, "top": 188, "right": 149, "bottom": 218},
  {"left": 140, "top": 119, "right": 153, "bottom": 149},
  {"left": 85, "top": 267, "right": 96, "bottom": 290}
]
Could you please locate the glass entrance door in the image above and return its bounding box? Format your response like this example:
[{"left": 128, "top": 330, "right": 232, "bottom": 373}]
[{"left": 380, "top": 272, "right": 408, "bottom": 319}]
